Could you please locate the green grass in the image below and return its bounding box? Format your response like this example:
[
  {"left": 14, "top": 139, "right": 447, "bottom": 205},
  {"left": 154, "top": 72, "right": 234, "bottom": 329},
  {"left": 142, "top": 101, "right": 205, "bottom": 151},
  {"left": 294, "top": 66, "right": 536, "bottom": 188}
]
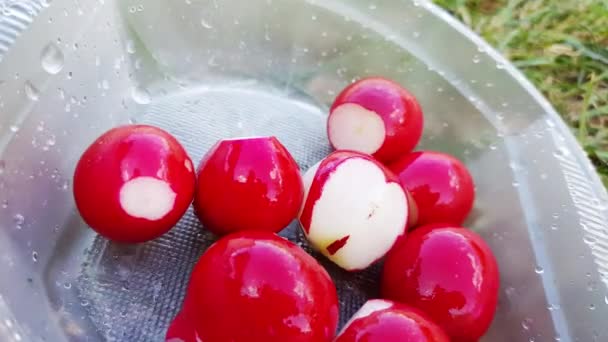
[{"left": 434, "top": 0, "right": 608, "bottom": 188}]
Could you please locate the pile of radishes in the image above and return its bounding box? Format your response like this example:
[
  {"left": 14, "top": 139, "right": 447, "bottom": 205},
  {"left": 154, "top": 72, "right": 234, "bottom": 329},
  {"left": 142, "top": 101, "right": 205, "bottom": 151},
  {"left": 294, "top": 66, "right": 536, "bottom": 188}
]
[{"left": 73, "top": 77, "right": 499, "bottom": 342}]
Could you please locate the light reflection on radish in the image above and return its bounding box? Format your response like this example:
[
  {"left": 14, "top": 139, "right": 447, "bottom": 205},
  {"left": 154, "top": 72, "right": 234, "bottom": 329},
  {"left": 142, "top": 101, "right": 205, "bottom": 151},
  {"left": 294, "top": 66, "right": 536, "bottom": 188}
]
[
  {"left": 299, "top": 151, "right": 408, "bottom": 271},
  {"left": 328, "top": 77, "right": 424, "bottom": 164},
  {"left": 73, "top": 125, "right": 195, "bottom": 243}
]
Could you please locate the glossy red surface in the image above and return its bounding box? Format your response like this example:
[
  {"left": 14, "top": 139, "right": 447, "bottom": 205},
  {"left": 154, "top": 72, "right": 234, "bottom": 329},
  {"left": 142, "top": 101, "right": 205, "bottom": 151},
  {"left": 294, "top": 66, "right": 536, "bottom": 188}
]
[
  {"left": 329, "top": 77, "right": 424, "bottom": 163},
  {"left": 390, "top": 151, "right": 475, "bottom": 227},
  {"left": 194, "top": 136, "right": 303, "bottom": 235},
  {"left": 299, "top": 150, "right": 404, "bottom": 235},
  {"left": 167, "top": 231, "right": 339, "bottom": 342},
  {"left": 73, "top": 125, "right": 195, "bottom": 243},
  {"left": 382, "top": 226, "right": 499, "bottom": 341},
  {"left": 335, "top": 301, "right": 449, "bottom": 342}
]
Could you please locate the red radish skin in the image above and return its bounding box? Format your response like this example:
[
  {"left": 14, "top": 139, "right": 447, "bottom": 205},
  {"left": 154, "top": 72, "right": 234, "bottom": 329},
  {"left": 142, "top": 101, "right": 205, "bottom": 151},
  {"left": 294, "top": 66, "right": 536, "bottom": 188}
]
[
  {"left": 299, "top": 151, "right": 408, "bottom": 271},
  {"left": 390, "top": 151, "right": 475, "bottom": 227},
  {"left": 335, "top": 299, "right": 449, "bottom": 342},
  {"left": 194, "top": 137, "right": 303, "bottom": 236},
  {"left": 167, "top": 231, "right": 339, "bottom": 342},
  {"left": 73, "top": 125, "right": 195, "bottom": 243},
  {"left": 382, "top": 226, "right": 499, "bottom": 342},
  {"left": 328, "top": 77, "right": 424, "bottom": 164}
]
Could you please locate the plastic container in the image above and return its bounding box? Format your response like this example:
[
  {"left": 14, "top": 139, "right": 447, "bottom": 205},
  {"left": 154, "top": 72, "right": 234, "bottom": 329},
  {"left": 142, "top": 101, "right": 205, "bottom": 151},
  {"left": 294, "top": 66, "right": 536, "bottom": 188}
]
[{"left": 0, "top": 0, "right": 607, "bottom": 341}]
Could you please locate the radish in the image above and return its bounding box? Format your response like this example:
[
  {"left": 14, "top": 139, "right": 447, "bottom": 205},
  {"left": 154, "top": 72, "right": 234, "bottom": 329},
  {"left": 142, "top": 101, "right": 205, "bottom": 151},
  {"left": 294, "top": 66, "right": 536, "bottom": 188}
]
[
  {"left": 193, "top": 136, "right": 303, "bottom": 236},
  {"left": 382, "top": 225, "right": 499, "bottom": 341},
  {"left": 335, "top": 299, "right": 449, "bottom": 342},
  {"left": 328, "top": 77, "right": 424, "bottom": 164},
  {"left": 390, "top": 151, "right": 475, "bottom": 227},
  {"left": 299, "top": 150, "right": 408, "bottom": 271},
  {"left": 167, "top": 231, "right": 339, "bottom": 342},
  {"left": 73, "top": 125, "right": 195, "bottom": 243}
]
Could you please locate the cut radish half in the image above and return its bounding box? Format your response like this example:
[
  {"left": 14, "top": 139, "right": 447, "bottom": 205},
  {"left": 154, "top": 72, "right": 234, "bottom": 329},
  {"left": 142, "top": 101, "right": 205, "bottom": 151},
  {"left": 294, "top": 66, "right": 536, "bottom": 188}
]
[
  {"left": 299, "top": 151, "right": 408, "bottom": 271},
  {"left": 120, "top": 177, "right": 177, "bottom": 221}
]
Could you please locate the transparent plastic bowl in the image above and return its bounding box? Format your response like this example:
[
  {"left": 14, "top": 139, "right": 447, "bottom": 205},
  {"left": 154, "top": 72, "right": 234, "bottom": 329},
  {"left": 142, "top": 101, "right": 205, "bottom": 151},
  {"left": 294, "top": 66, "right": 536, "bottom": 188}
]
[{"left": 0, "top": 0, "right": 607, "bottom": 341}]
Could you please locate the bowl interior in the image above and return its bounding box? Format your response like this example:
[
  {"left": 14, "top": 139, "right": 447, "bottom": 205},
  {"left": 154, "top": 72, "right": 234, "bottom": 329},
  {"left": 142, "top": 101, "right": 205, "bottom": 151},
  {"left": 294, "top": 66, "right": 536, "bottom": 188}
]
[{"left": 0, "top": 0, "right": 607, "bottom": 341}]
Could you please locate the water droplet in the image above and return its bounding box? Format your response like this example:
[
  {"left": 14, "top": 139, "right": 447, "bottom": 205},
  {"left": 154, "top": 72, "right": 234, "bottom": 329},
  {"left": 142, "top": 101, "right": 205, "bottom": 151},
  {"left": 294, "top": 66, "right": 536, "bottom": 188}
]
[
  {"left": 412, "top": 31, "right": 420, "bottom": 38},
  {"left": 535, "top": 265, "right": 544, "bottom": 274},
  {"left": 583, "top": 235, "right": 598, "bottom": 245},
  {"left": 80, "top": 299, "right": 89, "bottom": 306},
  {"left": 125, "top": 40, "right": 135, "bottom": 54},
  {"left": 46, "top": 135, "right": 56, "bottom": 147},
  {"left": 522, "top": 318, "right": 532, "bottom": 330},
  {"left": 63, "top": 282, "right": 72, "bottom": 289},
  {"left": 13, "top": 214, "right": 24, "bottom": 227},
  {"left": 512, "top": 181, "right": 520, "bottom": 187},
  {"left": 32, "top": 251, "right": 38, "bottom": 262},
  {"left": 589, "top": 304, "right": 596, "bottom": 310},
  {"left": 550, "top": 224, "right": 558, "bottom": 231},
  {"left": 131, "top": 87, "right": 151, "bottom": 104},
  {"left": 1, "top": 200, "right": 8, "bottom": 209},
  {"left": 200, "top": 18, "right": 213, "bottom": 29},
  {"left": 553, "top": 147, "right": 570, "bottom": 158},
  {"left": 505, "top": 286, "right": 516, "bottom": 297},
  {"left": 24, "top": 81, "right": 40, "bottom": 101},
  {"left": 368, "top": 3, "right": 377, "bottom": 10},
  {"left": 40, "top": 43, "right": 64, "bottom": 74},
  {"left": 604, "top": 295, "right": 608, "bottom": 304},
  {"left": 472, "top": 55, "right": 481, "bottom": 63},
  {"left": 489, "top": 143, "right": 497, "bottom": 150},
  {"left": 311, "top": 15, "right": 317, "bottom": 21},
  {"left": 496, "top": 62, "right": 505, "bottom": 69},
  {"left": 540, "top": 173, "right": 548, "bottom": 180},
  {"left": 101, "top": 80, "right": 109, "bottom": 90}
]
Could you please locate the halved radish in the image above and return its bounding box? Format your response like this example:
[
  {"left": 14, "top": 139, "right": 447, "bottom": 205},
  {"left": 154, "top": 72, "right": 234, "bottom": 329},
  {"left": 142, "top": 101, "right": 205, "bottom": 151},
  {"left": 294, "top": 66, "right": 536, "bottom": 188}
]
[
  {"left": 299, "top": 150, "right": 408, "bottom": 271},
  {"left": 328, "top": 77, "right": 424, "bottom": 164},
  {"left": 167, "top": 231, "right": 339, "bottom": 342},
  {"left": 194, "top": 136, "right": 303, "bottom": 236},
  {"left": 390, "top": 151, "right": 475, "bottom": 227},
  {"left": 335, "top": 299, "right": 449, "bottom": 342},
  {"left": 73, "top": 125, "right": 195, "bottom": 243},
  {"left": 382, "top": 226, "right": 499, "bottom": 341}
]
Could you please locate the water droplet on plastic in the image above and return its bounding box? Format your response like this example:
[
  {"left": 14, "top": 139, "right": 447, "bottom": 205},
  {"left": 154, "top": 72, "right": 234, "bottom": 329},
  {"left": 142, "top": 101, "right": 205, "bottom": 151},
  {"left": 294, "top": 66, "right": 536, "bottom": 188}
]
[
  {"left": 412, "top": 31, "right": 420, "bottom": 38},
  {"left": 131, "top": 87, "right": 151, "bottom": 105},
  {"left": 522, "top": 318, "right": 532, "bottom": 330},
  {"left": 540, "top": 173, "right": 548, "bottom": 180},
  {"left": 589, "top": 304, "right": 596, "bottom": 310},
  {"left": 32, "top": 251, "right": 38, "bottom": 262},
  {"left": 9, "top": 125, "right": 19, "bottom": 133},
  {"left": 604, "top": 295, "right": 608, "bottom": 304},
  {"left": 125, "top": 40, "right": 135, "bottom": 54},
  {"left": 535, "top": 265, "right": 544, "bottom": 274},
  {"left": 368, "top": 3, "right": 377, "bottom": 10},
  {"left": 496, "top": 62, "right": 505, "bottom": 69},
  {"left": 472, "top": 55, "right": 481, "bottom": 63},
  {"left": 101, "top": 80, "right": 109, "bottom": 90},
  {"left": 13, "top": 214, "right": 24, "bottom": 227},
  {"left": 505, "top": 286, "right": 516, "bottom": 297},
  {"left": 63, "top": 282, "right": 72, "bottom": 289},
  {"left": 311, "top": 15, "right": 317, "bottom": 21},
  {"left": 512, "top": 181, "right": 520, "bottom": 187},
  {"left": 489, "top": 143, "right": 497, "bottom": 150},
  {"left": 40, "top": 43, "right": 64, "bottom": 74},
  {"left": 46, "top": 135, "right": 56, "bottom": 147},
  {"left": 24, "top": 81, "right": 40, "bottom": 101},
  {"left": 1, "top": 200, "right": 8, "bottom": 209},
  {"left": 81, "top": 299, "right": 89, "bottom": 306},
  {"left": 550, "top": 224, "right": 558, "bottom": 231},
  {"left": 200, "top": 18, "right": 213, "bottom": 29}
]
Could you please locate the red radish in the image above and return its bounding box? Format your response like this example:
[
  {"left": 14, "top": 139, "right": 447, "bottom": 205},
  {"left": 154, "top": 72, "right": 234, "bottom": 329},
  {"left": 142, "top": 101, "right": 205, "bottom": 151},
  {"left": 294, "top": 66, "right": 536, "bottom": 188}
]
[
  {"left": 167, "top": 231, "right": 339, "bottom": 342},
  {"left": 390, "top": 151, "right": 475, "bottom": 227},
  {"left": 73, "top": 125, "right": 195, "bottom": 243},
  {"left": 299, "top": 150, "right": 408, "bottom": 271},
  {"left": 193, "top": 136, "right": 303, "bottom": 235},
  {"left": 335, "top": 299, "right": 449, "bottom": 342},
  {"left": 382, "top": 226, "right": 499, "bottom": 341},
  {"left": 328, "top": 77, "right": 424, "bottom": 164}
]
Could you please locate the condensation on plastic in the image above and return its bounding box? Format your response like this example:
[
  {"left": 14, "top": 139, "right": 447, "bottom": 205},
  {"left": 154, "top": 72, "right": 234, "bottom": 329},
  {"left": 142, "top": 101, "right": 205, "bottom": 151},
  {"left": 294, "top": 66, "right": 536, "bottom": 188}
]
[{"left": 0, "top": 0, "right": 607, "bottom": 342}]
